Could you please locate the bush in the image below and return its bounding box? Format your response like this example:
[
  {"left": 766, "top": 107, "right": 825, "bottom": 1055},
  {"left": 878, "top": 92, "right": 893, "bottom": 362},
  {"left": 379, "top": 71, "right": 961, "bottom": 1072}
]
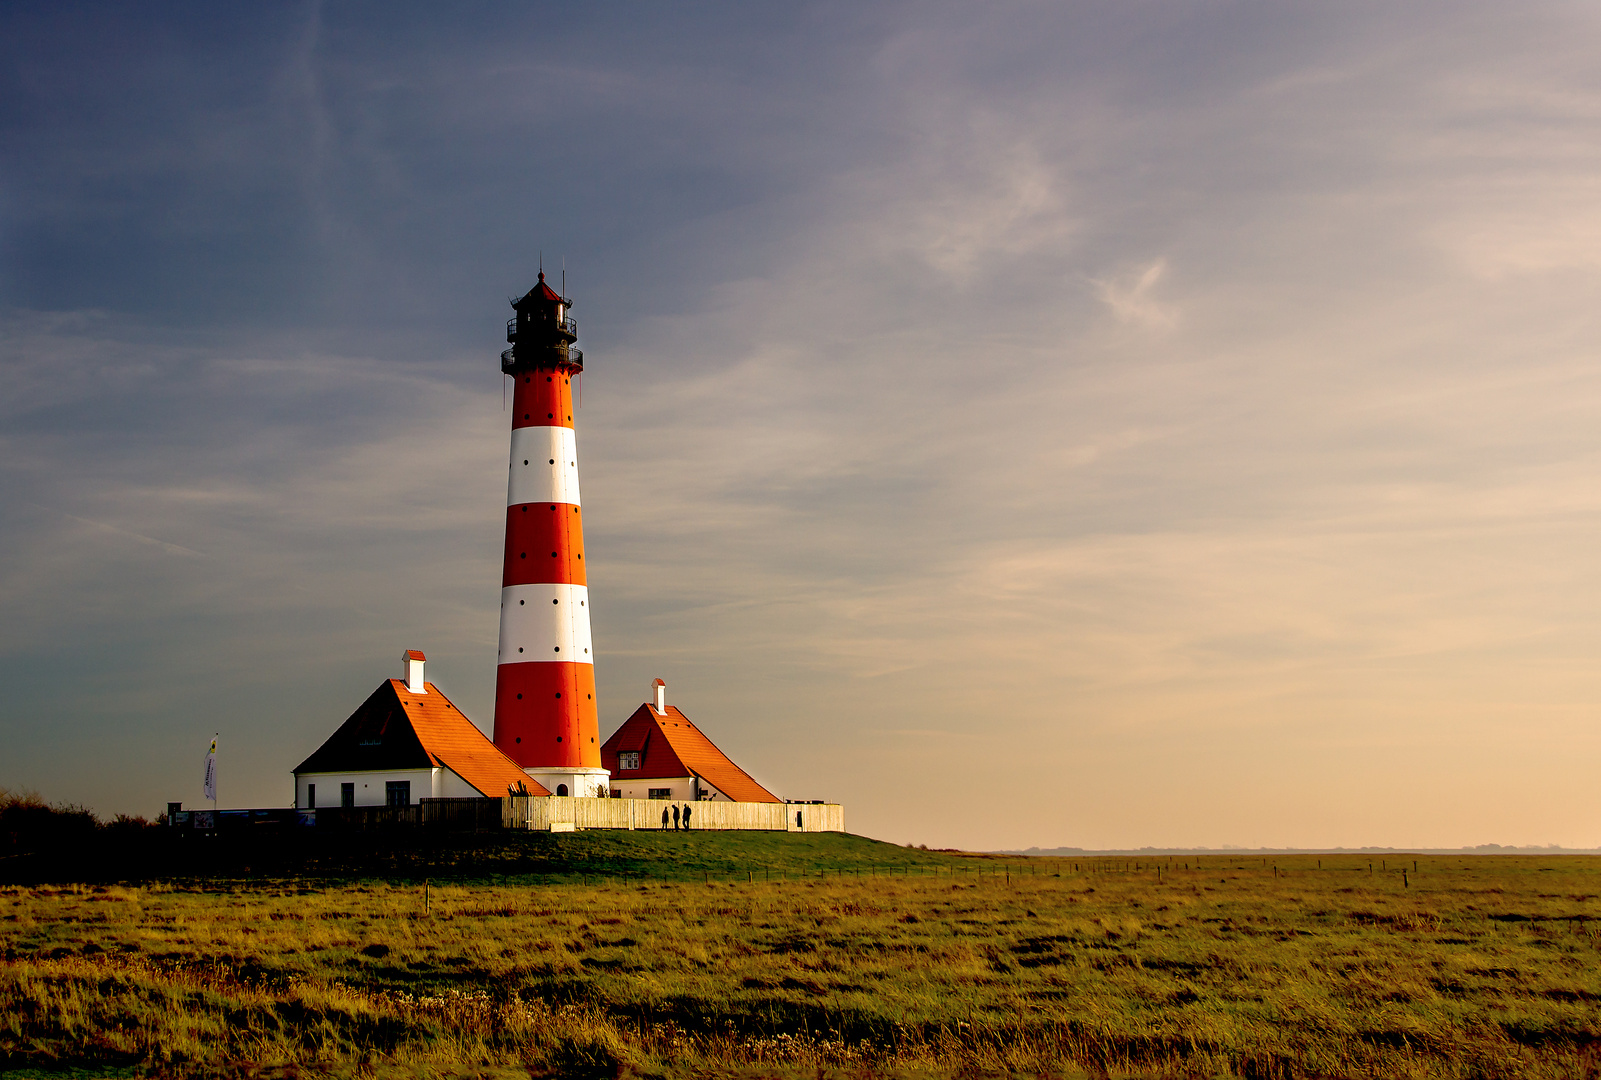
[{"left": 0, "top": 788, "right": 154, "bottom": 858}]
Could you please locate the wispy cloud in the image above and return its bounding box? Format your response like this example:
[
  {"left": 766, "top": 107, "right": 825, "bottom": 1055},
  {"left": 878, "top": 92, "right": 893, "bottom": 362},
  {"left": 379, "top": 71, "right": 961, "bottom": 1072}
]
[
  {"left": 1092, "top": 259, "right": 1176, "bottom": 327},
  {"left": 31, "top": 504, "right": 208, "bottom": 559}
]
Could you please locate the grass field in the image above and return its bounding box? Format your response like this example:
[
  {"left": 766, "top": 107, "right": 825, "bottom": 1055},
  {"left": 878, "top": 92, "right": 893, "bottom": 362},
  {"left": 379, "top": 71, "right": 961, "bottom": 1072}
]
[{"left": 4, "top": 835, "right": 1601, "bottom": 1078}]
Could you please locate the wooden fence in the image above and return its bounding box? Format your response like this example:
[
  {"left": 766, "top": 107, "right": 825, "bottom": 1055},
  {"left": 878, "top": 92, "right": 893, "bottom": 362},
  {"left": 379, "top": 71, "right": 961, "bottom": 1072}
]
[
  {"left": 504, "top": 797, "right": 844, "bottom": 833},
  {"left": 304, "top": 799, "right": 503, "bottom": 832}
]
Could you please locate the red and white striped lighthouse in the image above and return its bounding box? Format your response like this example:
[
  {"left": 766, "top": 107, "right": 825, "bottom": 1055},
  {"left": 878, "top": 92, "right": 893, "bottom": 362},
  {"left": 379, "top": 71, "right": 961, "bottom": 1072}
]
[{"left": 492, "top": 273, "right": 609, "bottom": 798}]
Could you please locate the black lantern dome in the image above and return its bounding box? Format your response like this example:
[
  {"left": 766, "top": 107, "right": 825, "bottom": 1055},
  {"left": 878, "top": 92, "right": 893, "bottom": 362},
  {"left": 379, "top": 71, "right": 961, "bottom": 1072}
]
[{"left": 502, "top": 272, "right": 582, "bottom": 375}]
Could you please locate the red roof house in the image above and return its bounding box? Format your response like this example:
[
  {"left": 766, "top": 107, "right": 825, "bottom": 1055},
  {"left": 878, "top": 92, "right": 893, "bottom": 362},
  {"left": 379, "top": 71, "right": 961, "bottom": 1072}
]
[{"left": 600, "top": 681, "right": 779, "bottom": 803}]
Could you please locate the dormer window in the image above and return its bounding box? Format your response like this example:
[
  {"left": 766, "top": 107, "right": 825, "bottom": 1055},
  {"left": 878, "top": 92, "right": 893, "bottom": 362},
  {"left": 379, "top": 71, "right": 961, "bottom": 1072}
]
[{"left": 618, "top": 752, "right": 640, "bottom": 771}]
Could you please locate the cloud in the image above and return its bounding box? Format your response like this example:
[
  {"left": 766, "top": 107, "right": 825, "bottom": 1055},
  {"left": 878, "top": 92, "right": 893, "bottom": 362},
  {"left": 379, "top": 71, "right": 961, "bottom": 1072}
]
[{"left": 1092, "top": 258, "right": 1176, "bottom": 327}]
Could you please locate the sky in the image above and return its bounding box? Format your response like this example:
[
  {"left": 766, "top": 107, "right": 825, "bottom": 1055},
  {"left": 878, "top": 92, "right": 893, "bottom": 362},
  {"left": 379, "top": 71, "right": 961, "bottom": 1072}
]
[{"left": 4, "top": 1, "right": 1601, "bottom": 850}]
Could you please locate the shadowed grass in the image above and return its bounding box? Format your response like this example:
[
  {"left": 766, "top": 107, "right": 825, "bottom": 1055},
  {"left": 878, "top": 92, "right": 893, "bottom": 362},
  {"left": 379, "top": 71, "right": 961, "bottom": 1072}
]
[{"left": 4, "top": 850, "right": 1601, "bottom": 1077}]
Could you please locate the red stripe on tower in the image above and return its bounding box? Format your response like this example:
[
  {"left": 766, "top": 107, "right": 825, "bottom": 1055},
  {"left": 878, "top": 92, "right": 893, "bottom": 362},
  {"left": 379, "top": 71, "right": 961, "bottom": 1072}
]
[{"left": 492, "top": 272, "right": 609, "bottom": 799}]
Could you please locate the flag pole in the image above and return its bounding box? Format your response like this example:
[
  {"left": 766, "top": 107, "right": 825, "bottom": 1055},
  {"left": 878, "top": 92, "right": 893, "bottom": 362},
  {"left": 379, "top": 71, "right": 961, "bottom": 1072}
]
[{"left": 203, "top": 734, "right": 218, "bottom": 821}]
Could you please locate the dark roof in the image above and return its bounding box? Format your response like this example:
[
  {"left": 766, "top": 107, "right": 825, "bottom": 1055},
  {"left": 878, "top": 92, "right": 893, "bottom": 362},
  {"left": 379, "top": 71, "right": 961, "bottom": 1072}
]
[
  {"left": 295, "top": 679, "right": 548, "bottom": 797},
  {"left": 600, "top": 704, "right": 780, "bottom": 803},
  {"left": 515, "top": 272, "right": 564, "bottom": 308}
]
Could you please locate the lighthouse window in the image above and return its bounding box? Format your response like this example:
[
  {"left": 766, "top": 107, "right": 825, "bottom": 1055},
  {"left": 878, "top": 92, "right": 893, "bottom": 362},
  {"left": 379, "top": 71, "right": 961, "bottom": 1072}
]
[
  {"left": 553, "top": 599, "right": 558, "bottom": 604},
  {"left": 549, "top": 458, "right": 555, "bottom": 464}
]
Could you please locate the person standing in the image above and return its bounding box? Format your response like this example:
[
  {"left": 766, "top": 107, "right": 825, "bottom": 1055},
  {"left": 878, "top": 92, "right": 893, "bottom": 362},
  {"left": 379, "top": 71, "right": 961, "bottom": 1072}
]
[
  {"left": 672, "top": 804, "right": 681, "bottom": 830},
  {"left": 661, "top": 806, "right": 670, "bottom": 830},
  {"left": 683, "top": 803, "right": 693, "bottom": 830}
]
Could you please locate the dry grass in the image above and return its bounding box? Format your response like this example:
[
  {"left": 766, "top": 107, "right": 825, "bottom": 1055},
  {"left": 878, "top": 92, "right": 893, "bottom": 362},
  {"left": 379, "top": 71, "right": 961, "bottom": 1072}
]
[{"left": 4, "top": 853, "right": 1601, "bottom": 1077}]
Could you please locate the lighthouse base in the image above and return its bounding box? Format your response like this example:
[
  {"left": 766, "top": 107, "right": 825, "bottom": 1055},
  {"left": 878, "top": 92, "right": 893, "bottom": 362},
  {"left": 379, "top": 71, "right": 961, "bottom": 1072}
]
[{"left": 524, "top": 766, "right": 611, "bottom": 799}]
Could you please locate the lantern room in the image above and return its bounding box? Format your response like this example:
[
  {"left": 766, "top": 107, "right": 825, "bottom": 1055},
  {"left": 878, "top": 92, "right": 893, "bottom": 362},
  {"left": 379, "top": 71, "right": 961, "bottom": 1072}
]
[{"left": 503, "top": 272, "right": 582, "bottom": 375}]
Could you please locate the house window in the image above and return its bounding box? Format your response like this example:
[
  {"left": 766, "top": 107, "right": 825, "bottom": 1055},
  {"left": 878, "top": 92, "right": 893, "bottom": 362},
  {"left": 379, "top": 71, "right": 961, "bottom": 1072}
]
[
  {"left": 648, "top": 788, "right": 671, "bottom": 800},
  {"left": 341, "top": 783, "right": 355, "bottom": 808},
  {"left": 386, "top": 781, "right": 410, "bottom": 807},
  {"left": 618, "top": 752, "right": 640, "bottom": 771},
  {"left": 610, "top": 790, "right": 621, "bottom": 798},
  {"left": 307, "top": 784, "right": 316, "bottom": 809}
]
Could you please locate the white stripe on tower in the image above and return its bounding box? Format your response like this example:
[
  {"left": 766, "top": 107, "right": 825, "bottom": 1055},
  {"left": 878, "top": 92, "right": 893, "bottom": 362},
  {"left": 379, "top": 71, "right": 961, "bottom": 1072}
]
[
  {"left": 507, "top": 426, "right": 581, "bottom": 507},
  {"left": 498, "top": 583, "right": 594, "bottom": 661}
]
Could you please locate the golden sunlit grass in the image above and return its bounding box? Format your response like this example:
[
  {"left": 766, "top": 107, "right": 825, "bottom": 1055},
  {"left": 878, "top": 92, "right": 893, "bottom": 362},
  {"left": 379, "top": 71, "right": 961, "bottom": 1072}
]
[{"left": 4, "top": 851, "right": 1601, "bottom": 1077}]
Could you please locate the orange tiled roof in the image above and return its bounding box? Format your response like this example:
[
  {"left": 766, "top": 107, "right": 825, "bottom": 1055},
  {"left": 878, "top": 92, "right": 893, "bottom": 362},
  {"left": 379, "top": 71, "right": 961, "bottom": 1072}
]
[
  {"left": 601, "top": 704, "right": 779, "bottom": 803},
  {"left": 395, "top": 681, "right": 551, "bottom": 797}
]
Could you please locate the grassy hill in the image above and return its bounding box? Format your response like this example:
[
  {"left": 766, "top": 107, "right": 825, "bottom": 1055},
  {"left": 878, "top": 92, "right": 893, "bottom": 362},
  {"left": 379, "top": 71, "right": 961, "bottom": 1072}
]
[
  {"left": 326, "top": 828, "right": 970, "bottom": 881},
  {"left": 2, "top": 820, "right": 1027, "bottom": 886}
]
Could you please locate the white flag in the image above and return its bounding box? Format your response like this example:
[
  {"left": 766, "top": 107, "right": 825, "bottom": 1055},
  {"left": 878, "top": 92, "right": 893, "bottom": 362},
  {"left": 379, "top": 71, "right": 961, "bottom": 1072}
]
[{"left": 203, "top": 737, "right": 217, "bottom": 801}]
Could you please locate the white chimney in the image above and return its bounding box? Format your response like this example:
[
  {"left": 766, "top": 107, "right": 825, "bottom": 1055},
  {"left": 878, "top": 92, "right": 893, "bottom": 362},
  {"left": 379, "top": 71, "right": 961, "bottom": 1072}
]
[
  {"left": 652, "top": 678, "right": 666, "bottom": 713},
  {"left": 404, "top": 650, "right": 428, "bottom": 694}
]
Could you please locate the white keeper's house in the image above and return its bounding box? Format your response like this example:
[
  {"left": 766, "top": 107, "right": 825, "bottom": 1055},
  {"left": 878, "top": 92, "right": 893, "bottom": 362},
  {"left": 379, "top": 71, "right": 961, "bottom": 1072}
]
[{"left": 293, "top": 651, "right": 546, "bottom": 808}]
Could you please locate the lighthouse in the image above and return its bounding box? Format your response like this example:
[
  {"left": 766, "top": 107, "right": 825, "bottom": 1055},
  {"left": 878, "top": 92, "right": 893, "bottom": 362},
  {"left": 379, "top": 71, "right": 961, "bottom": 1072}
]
[{"left": 492, "top": 273, "right": 609, "bottom": 798}]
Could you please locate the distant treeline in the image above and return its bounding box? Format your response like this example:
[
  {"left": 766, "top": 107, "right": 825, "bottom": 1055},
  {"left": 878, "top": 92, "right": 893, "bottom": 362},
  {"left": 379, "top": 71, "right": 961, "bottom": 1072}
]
[{"left": 0, "top": 788, "right": 160, "bottom": 861}]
